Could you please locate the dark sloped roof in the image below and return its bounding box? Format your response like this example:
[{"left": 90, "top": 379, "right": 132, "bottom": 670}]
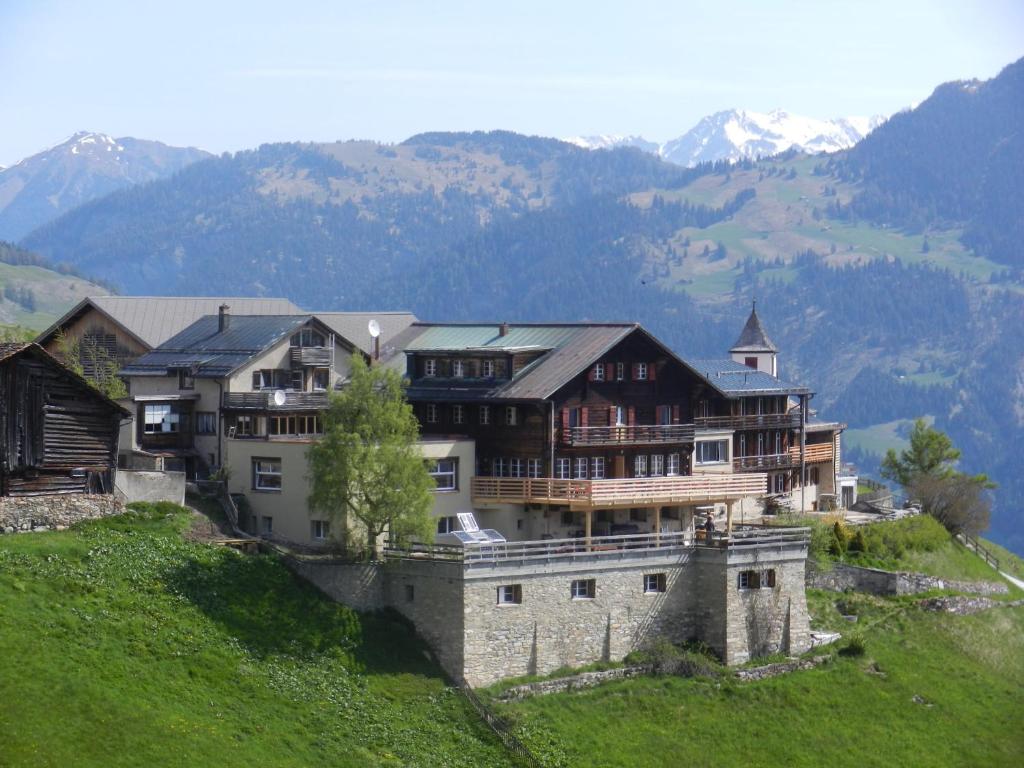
[
  {"left": 35, "top": 296, "right": 303, "bottom": 349},
  {"left": 687, "top": 358, "right": 811, "bottom": 396},
  {"left": 121, "top": 315, "right": 317, "bottom": 378},
  {"left": 730, "top": 305, "right": 777, "bottom": 353},
  {"left": 0, "top": 342, "right": 130, "bottom": 416},
  {"left": 313, "top": 311, "right": 417, "bottom": 356},
  {"left": 0, "top": 341, "right": 32, "bottom": 363}
]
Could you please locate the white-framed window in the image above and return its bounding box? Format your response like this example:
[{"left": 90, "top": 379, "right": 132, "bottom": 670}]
[
  {"left": 774, "top": 473, "right": 786, "bottom": 493},
  {"left": 615, "top": 362, "right": 625, "bottom": 381},
  {"left": 424, "top": 358, "right": 437, "bottom": 377},
  {"left": 452, "top": 359, "right": 465, "bottom": 378},
  {"left": 667, "top": 453, "right": 681, "bottom": 476},
  {"left": 492, "top": 457, "right": 508, "bottom": 477},
  {"left": 657, "top": 405, "right": 672, "bottom": 425},
  {"left": 555, "top": 458, "right": 571, "bottom": 480},
  {"left": 436, "top": 516, "right": 457, "bottom": 534},
  {"left": 253, "top": 458, "right": 282, "bottom": 491},
  {"left": 497, "top": 585, "right": 523, "bottom": 605},
  {"left": 261, "top": 516, "right": 273, "bottom": 535},
  {"left": 505, "top": 406, "right": 518, "bottom": 426},
  {"left": 312, "top": 519, "right": 330, "bottom": 540},
  {"left": 177, "top": 369, "right": 195, "bottom": 390},
  {"left": 634, "top": 454, "right": 648, "bottom": 477},
  {"left": 644, "top": 573, "right": 667, "bottom": 593},
  {"left": 232, "top": 414, "right": 256, "bottom": 437},
  {"left": 571, "top": 579, "right": 596, "bottom": 599},
  {"left": 614, "top": 406, "right": 626, "bottom": 426},
  {"left": 425, "top": 403, "right": 438, "bottom": 423},
  {"left": 144, "top": 404, "right": 179, "bottom": 434},
  {"left": 572, "top": 457, "right": 588, "bottom": 479},
  {"left": 592, "top": 364, "right": 605, "bottom": 381},
  {"left": 290, "top": 328, "right": 325, "bottom": 347},
  {"left": 739, "top": 434, "right": 747, "bottom": 456},
  {"left": 696, "top": 440, "right": 729, "bottom": 464},
  {"left": 775, "top": 431, "right": 782, "bottom": 454},
  {"left": 479, "top": 405, "right": 491, "bottom": 425},
  {"left": 195, "top": 411, "right": 217, "bottom": 435},
  {"left": 650, "top": 454, "right": 664, "bottom": 476},
  {"left": 636, "top": 362, "right": 648, "bottom": 381},
  {"left": 428, "top": 458, "right": 458, "bottom": 490},
  {"left": 509, "top": 458, "right": 524, "bottom": 478},
  {"left": 527, "top": 458, "right": 542, "bottom": 478},
  {"left": 482, "top": 359, "right": 495, "bottom": 378},
  {"left": 591, "top": 456, "right": 606, "bottom": 479}
]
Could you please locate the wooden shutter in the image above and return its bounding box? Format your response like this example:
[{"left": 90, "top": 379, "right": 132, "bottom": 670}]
[
  {"left": 581, "top": 407, "right": 589, "bottom": 428},
  {"left": 587, "top": 366, "right": 596, "bottom": 382},
  {"left": 609, "top": 405, "right": 617, "bottom": 426},
  {"left": 672, "top": 405, "right": 680, "bottom": 424},
  {"left": 561, "top": 407, "right": 570, "bottom": 443},
  {"left": 632, "top": 363, "right": 640, "bottom": 381},
  {"left": 648, "top": 363, "right": 657, "bottom": 381},
  {"left": 605, "top": 363, "right": 615, "bottom": 381},
  {"left": 627, "top": 406, "right": 636, "bottom": 426}
]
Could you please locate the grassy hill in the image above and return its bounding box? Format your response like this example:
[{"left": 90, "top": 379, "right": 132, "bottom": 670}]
[
  {"left": 0, "top": 241, "right": 107, "bottom": 329},
  {"left": 0, "top": 503, "right": 511, "bottom": 768}
]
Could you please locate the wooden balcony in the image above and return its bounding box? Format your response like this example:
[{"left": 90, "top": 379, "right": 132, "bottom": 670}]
[
  {"left": 793, "top": 443, "right": 834, "bottom": 464},
  {"left": 562, "top": 423, "right": 695, "bottom": 447},
  {"left": 695, "top": 412, "right": 801, "bottom": 431},
  {"left": 471, "top": 473, "right": 768, "bottom": 510},
  {"left": 733, "top": 453, "right": 796, "bottom": 471},
  {"left": 221, "top": 391, "right": 329, "bottom": 411},
  {"left": 290, "top": 347, "right": 332, "bottom": 367}
]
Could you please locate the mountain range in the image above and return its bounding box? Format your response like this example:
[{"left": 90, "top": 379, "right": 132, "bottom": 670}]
[
  {"left": 566, "top": 109, "right": 887, "bottom": 166},
  {"left": 0, "top": 132, "right": 210, "bottom": 241}
]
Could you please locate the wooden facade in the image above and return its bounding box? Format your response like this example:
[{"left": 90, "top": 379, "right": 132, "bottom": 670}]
[{"left": 0, "top": 344, "right": 127, "bottom": 496}]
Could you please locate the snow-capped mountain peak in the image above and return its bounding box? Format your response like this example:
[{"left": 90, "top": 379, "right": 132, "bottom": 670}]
[
  {"left": 65, "top": 131, "right": 126, "bottom": 157},
  {"left": 564, "top": 134, "right": 661, "bottom": 154}
]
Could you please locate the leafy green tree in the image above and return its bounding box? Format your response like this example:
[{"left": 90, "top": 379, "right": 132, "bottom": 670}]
[
  {"left": 307, "top": 356, "right": 434, "bottom": 557},
  {"left": 880, "top": 418, "right": 962, "bottom": 487},
  {"left": 54, "top": 330, "right": 128, "bottom": 400}
]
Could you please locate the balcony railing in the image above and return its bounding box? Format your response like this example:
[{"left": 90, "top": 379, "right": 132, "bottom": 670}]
[
  {"left": 471, "top": 473, "right": 768, "bottom": 509},
  {"left": 794, "top": 443, "right": 835, "bottom": 464},
  {"left": 562, "top": 423, "right": 695, "bottom": 446},
  {"left": 695, "top": 413, "right": 801, "bottom": 431},
  {"left": 290, "top": 347, "right": 332, "bottom": 367},
  {"left": 733, "top": 453, "right": 796, "bottom": 471},
  {"left": 222, "top": 391, "right": 329, "bottom": 411}
]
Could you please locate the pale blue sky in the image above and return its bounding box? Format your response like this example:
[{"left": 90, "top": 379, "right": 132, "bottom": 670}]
[{"left": 2, "top": 0, "right": 1022, "bottom": 166}]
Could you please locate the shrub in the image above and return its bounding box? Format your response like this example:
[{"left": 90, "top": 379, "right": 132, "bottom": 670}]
[
  {"left": 839, "top": 635, "right": 867, "bottom": 657},
  {"left": 848, "top": 529, "right": 868, "bottom": 554}
]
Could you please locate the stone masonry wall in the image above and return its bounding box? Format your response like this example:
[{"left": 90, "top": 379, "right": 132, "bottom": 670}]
[
  {"left": 0, "top": 494, "right": 124, "bottom": 533},
  {"left": 807, "top": 562, "right": 1008, "bottom": 596},
  {"left": 281, "top": 557, "right": 385, "bottom": 612}
]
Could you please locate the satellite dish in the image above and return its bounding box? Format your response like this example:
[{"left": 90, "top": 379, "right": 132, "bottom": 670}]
[
  {"left": 273, "top": 390, "right": 287, "bottom": 406},
  {"left": 368, "top": 319, "right": 381, "bottom": 338}
]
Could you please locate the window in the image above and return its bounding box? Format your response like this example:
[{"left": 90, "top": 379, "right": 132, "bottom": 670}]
[
  {"left": 269, "top": 415, "right": 322, "bottom": 436},
  {"left": 253, "top": 459, "right": 282, "bottom": 491},
  {"left": 615, "top": 362, "right": 625, "bottom": 381},
  {"left": 481, "top": 359, "right": 495, "bottom": 378},
  {"left": 696, "top": 440, "right": 729, "bottom": 464},
  {"left": 774, "top": 473, "right": 786, "bottom": 493},
  {"left": 493, "top": 458, "right": 507, "bottom": 477},
  {"left": 634, "top": 454, "right": 648, "bottom": 477},
  {"left": 505, "top": 406, "right": 518, "bottom": 426},
  {"left": 424, "top": 358, "right": 437, "bottom": 377},
  {"left": 636, "top": 362, "right": 648, "bottom": 381},
  {"left": 527, "top": 458, "right": 542, "bottom": 478},
  {"left": 428, "top": 458, "right": 458, "bottom": 490},
  {"left": 508, "top": 458, "right": 523, "bottom": 478},
  {"left": 738, "top": 569, "right": 776, "bottom": 590},
  {"left": 667, "top": 453, "right": 681, "bottom": 476},
  {"left": 452, "top": 404, "right": 465, "bottom": 425},
  {"left": 313, "top": 368, "right": 330, "bottom": 391},
  {"left": 312, "top": 519, "right": 330, "bottom": 540},
  {"left": 290, "top": 328, "right": 325, "bottom": 347},
  {"left": 555, "top": 458, "right": 570, "bottom": 480},
  {"left": 592, "top": 364, "right": 605, "bottom": 381},
  {"left": 436, "top": 516, "right": 457, "bottom": 534},
  {"left": 811, "top": 466, "right": 820, "bottom": 485},
  {"left": 744, "top": 356, "right": 758, "bottom": 369},
  {"left": 573, "top": 457, "right": 588, "bottom": 479},
  {"left": 497, "top": 585, "right": 522, "bottom": 605},
  {"left": 452, "top": 359, "right": 465, "bottom": 378},
  {"left": 644, "top": 573, "right": 667, "bottom": 593},
  {"left": 177, "top": 369, "right": 195, "bottom": 390},
  {"left": 261, "top": 516, "right": 273, "bottom": 535},
  {"left": 775, "top": 431, "right": 782, "bottom": 455},
  {"left": 233, "top": 414, "right": 259, "bottom": 437},
  {"left": 143, "top": 404, "right": 179, "bottom": 434},
  {"left": 291, "top": 369, "right": 304, "bottom": 391},
  {"left": 739, "top": 434, "right": 747, "bottom": 456},
  {"left": 614, "top": 406, "right": 626, "bottom": 426},
  {"left": 630, "top": 508, "right": 648, "bottom": 522},
  {"left": 425, "top": 403, "right": 438, "bottom": 424},
  {"left": 479, "top": 405, "right": 491, "bottom": 425},
  {"left": 571, "top": 579, "right": 596, "bottom": 599},
  {"left": 650, "top": 454, "right": 664, "bottom": 477},
  {"left": 195, "top": 412, "right": 217, "bottom": 435},
  {"left": 591, "top": 456, "right": 606, "bottom": 479},
  {"left": 657, "top": 405, "right": 672, "bottom": 425}
]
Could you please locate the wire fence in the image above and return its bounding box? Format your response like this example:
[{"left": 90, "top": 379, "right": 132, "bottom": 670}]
[{"left": 460, "top": 684, "right": 543, "bottom": 767}]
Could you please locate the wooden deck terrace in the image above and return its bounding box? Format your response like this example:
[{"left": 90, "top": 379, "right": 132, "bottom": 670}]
[
  {"left": 471, "top": 473, "right": 768, "bottom": 510},
  {"left": 384, "top": 526, "right": 811, "bottom": 567}
]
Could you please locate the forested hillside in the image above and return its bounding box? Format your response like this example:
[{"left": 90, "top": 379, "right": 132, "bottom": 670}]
[{"left": 16, "top": 64, "right": 1024, "bottom": 553}]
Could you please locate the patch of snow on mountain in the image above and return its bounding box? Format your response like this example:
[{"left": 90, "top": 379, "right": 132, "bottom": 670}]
[{"left": 563, "top": 134, "right": 660, "bottom": 154}]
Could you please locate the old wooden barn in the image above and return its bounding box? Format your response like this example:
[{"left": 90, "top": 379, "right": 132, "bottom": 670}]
[{"left": 0, "top": 342, "right": 128, "bottom": 497}]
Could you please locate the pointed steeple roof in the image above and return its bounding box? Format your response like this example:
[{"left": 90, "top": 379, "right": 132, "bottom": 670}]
[{"left": 730, "top": 301, "right": 777, "bottom": 353}]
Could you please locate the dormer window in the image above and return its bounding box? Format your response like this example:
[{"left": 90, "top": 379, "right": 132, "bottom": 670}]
[
  {"left": 452, "top": 359, "right": 465, "bottom": 378},
  {"left": 290, "top": 328, "right": 325, "bottom": 348},
  {"left": 482, "top": 359, "right": 495, "bottom": 378},
  {"left": 424, "top": 359, "right": 437, "bottom": 377}
]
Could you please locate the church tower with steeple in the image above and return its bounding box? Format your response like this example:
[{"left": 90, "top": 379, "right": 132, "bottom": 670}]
[{"left": 730, "top": 302, "right": 778, "bottom": 377}]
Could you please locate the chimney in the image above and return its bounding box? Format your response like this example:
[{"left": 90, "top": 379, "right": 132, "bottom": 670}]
[
  {"left": 218, "top": 304, "right": 230, "bottom": 332},
  {"left": 499, "top": 322, "right": 510, "bottom": 337}
]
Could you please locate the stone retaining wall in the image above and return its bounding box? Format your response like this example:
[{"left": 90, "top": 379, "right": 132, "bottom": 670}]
[
  {"left": 0, "top": 493, "right": 124, "bottom": 533},
  {"left": 280, "top": 556, "right": 385, "bottom": 612},
  {"left": 807, "top": 562, "right": 1008, "bottom": 596}
]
